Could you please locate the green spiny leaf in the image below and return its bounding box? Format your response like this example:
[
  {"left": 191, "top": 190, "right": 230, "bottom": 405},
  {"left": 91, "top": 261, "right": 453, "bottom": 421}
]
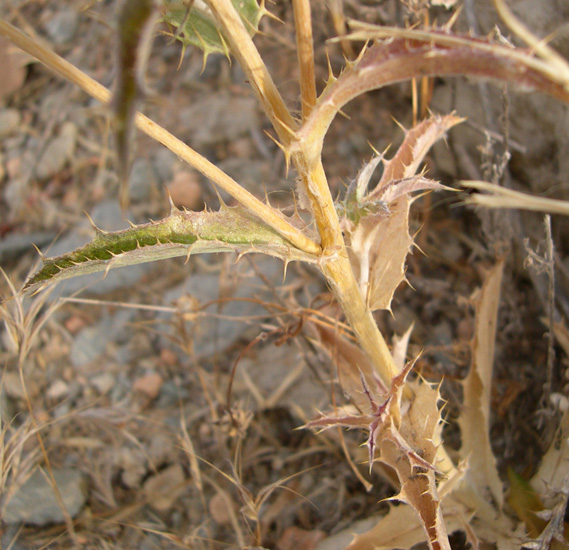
[
  {"left": 161, "top": 0, "right": 267, "bottom": 64},
  {"left": 23, "top": 206, "right": 317, "bottom": 293}
]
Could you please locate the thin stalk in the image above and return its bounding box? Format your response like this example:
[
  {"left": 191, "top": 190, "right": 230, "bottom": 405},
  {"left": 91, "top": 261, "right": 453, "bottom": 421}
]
[
  {"left": 462, "top": 180, "right": 569, "bottom": 216},
  {"left": 292, "top": 0, "right": 317, "bottom": 120},
  {"left": 328, "top": 0, "right": 355, "bottom": 60},
  {"left": 203, "top": 0, "right": 341, "bottom": 248},
  {"left": 0, "top": 19, "right": 320, "bottom": 257}
]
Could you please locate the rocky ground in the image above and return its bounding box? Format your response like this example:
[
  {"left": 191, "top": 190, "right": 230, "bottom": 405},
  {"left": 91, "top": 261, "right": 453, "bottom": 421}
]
[{"left": 1, "top": 1, "right": 569, "bottom": 549}]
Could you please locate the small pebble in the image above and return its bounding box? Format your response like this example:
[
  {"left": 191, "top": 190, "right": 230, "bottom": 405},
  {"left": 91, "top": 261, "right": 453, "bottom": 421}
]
[
  {"left": 167, "top": 170, "right": 202, "bottom": 209},
  {"left": 46, "top": 379, "right": 70, "bottom": 401},
  {"left": 35, "top": 122, "right": 77, "bottom": 180},
  {"left": 0, "top": 109, "right": 21, "bottom": 139},
  {"left": 3, "top": 468, "right": 86, "bottom": 525},
  {"left": 44, "top": 9, "right": 79, "bottom": 45},
  {"left": 143, "top": 463, "right": 185, "bottom": 512},
  {"left": 133, "top": 372, "right": 164, "bottom": 399}
]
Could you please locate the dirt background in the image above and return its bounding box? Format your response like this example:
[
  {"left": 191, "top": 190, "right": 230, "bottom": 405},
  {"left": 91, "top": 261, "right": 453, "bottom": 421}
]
[{"left": 1, "top": 0, "right": 569, "bottom": 549}]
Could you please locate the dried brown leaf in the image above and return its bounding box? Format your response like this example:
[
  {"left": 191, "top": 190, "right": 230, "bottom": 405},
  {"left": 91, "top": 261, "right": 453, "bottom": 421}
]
[
  {"left": 458, "top": 260, "right": 505, "bottom": 513},
  {"left": 531, "top": 408, "right": 569, "bottom": 502},
  {"left": 347, "top": 195, "right": 412, "bottom": 311},
  {"left": 392, "top": 324, "right": 414, "bottom": 372},
  {"left": 370, "top": 114, "right": 462, "bottom": 201},
  {"left": 346, "top": 504, "right": 463, "bottom": 550},
  {"left": 311, "top": 322, "right": 382, "bottom": 411},
  {"left": 342, "top": 115, "right": 461, "bottom": 312}
]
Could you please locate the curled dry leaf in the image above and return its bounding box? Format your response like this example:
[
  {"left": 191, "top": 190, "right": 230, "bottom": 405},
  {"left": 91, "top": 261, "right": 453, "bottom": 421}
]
[
  {"left": 342, "top": 114, "right": 462, "bottom": 311},
  {"left": 347, "top": 504, "right": 464, "bottom": 550},
  {"left": 530, "top": 409, "right": 569, "bottom": 549}
]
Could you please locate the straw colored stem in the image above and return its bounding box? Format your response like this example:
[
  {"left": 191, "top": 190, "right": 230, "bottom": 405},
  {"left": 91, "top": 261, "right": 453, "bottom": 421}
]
[
  {"left": 462, "top": 180, "right": 569, "bottom": 216},
  {"left": 301, "top": 160, "right": 399, "bottom": 383},
  {"left": 292, "top": 0, "right": 317, "bottom": 120},
  {"left": 494, "top": 0, "right": 569, "bottom": 88}
]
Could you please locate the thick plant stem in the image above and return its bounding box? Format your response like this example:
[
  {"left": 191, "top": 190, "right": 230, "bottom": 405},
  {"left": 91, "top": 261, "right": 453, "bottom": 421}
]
[
  {"left": 308, "top": 161, "right": 399, "bottom": 384},
  {"left": 323, "top": 254, "right": 400, "bottom": 383},
  {"left": 0, "top": 19, "right": 320, "bottom": 257},
  {"left": 289, "top": 2, "right": 398, "bottom": 382}
]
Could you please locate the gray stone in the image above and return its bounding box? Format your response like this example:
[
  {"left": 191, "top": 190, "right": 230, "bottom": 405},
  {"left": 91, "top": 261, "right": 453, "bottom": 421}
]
[
  {"left": 238, "top": 343, "right": 327, "bottom": 412},
  {"left": 71, "top": 309, "right": 136, "bottom": 368},
  {"left": 35, "top": 122, "right": 77, "bottom": 180},
  {"left": 1, "top": 524, "right": 28, "bottom": 550},
  {"left": 217, "top": 158, "right": 267, "bottom": 194},
  {"left": 70, "top": 323, "right": 108, "bottom": 368},
  {"left": 2, "top": 177, "right": 27, "bottom": 216},
  {"left": 0, "top": 231, "right": 56, "bottom": 261},
  {"left": 179, "top": 93, "right": 259, "bottom": 147},
  {"left": 0, "top": 108, "right": 20, "bottom": 139},
  {"left": 90, "top": 200, "right": 130, "bottom": 231},
  {"left": 128, "top": 158, "right": 157, "bottom": 202},
  {"left": 152, "top": 148, "right": 178, "bottom": 184},
  {"left": 44, "top": 9, "right": 79, "bottom": 45},
  {"left": 160, "top": 257, "right": 285, "bottom": 358},
  {"left": 2, "top": 468, "right": 87, "bottom": 525}
]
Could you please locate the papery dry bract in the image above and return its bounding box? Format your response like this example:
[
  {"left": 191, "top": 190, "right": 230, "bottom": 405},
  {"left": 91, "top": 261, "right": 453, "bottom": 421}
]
[{"left": 342, "top": 115, "right": 461, "bottom": 311}]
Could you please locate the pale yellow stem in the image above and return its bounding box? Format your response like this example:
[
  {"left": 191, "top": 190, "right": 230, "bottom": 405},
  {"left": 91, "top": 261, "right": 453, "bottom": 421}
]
[
  {"left": 308, "top": 161, "right": 399, "bottom": 383},
  {"left": 327, "top": 0, "right": 355, "bottom": 59},
  {"left": 292, "top": 0, "right": 317, "bottom": 120},
  {"left": 0, "top": 19, "right": 320, "bottom": 257}
]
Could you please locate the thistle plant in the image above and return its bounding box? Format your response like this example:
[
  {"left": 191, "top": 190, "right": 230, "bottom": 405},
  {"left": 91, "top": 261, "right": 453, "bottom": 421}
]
[{"left": 2, "top": 0, "right": 569, "bottom": 548}]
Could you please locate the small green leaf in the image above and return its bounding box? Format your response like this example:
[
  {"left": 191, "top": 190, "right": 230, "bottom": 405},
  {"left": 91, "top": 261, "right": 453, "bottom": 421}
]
[{"left": 161, "top": 0, "right": 267, "bottom": 64}]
